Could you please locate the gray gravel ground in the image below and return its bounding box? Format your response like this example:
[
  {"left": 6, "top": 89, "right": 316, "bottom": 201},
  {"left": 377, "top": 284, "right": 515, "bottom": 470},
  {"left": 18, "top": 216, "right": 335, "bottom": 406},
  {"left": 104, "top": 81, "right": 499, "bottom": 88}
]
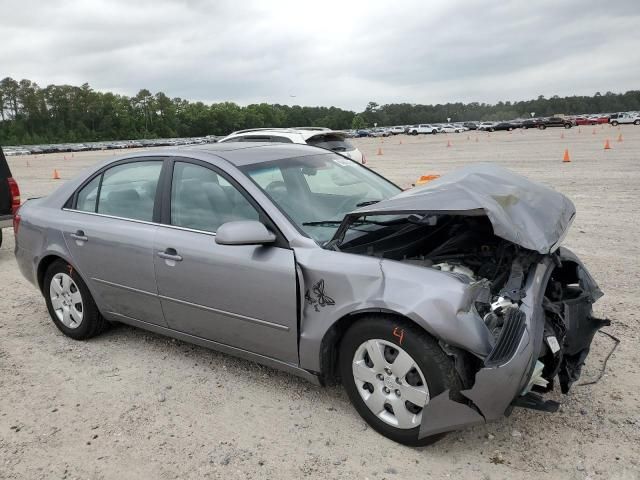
[{"left": 1, "top": 125, "right": 639, "bottom": 479}]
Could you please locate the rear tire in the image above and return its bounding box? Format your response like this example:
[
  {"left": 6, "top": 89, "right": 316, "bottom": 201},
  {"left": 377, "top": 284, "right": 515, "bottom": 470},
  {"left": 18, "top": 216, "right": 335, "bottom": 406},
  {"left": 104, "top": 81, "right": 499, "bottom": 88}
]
[
  {"left": 44, "top": 260, "right": 108, "bottom": 340},
  {"left": 611, "top": 121, "right": 618, "bottom": 126},
  {"left": 539, "top": 124, "right": 547, "bottom": 130},
  {"left": 634, "top": 120, "right": 640, "bottom": 125},
  {"left": 564, "top": 123, "right": 572, "bottom": 129},
  {"left": 339, "top": 315, "right": 462, "bottom": 446}
]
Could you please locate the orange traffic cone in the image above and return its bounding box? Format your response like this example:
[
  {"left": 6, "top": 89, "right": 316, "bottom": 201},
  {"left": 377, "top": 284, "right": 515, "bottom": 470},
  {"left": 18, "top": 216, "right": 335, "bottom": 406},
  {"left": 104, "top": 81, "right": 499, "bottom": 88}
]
[
  {"left": 563, "top": 149, "right": 570, "bottom": 163},
  {"left": 560, "top": 132, "right": 565, "bottom": 139},
  {"left": 52, "top": 169, "right": 61, "bottom": 179},
  {"left": 604, "top": 139, "right": 611, "bottom": 150},
  {"left": 415, "top": 174, "right": 441, "bottom": 185},
  {"left": 446, "top": 140, "right": 452, "bottom": 148},
  {"left": 398, "top": 138, "right": 403, "bottom": 145},
  {"left": 617, "top": 133, "right": 623, "bottom": 142},
  {"left": 376, "top": 147, "right": 383, "bottom": 156},
  {"left": 63, "top": 155, "right": 67, "bottom": 161}
]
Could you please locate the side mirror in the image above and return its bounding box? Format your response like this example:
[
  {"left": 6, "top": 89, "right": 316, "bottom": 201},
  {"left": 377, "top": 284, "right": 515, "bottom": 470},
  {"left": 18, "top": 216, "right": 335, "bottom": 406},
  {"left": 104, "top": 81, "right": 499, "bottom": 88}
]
[{"left": 215, "top": 221, "right": 276, "bottom": 246}]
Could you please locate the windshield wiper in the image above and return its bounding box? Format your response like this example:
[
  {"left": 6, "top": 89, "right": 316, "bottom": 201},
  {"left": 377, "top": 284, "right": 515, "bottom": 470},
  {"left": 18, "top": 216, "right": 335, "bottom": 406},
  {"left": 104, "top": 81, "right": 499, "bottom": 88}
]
[
  {"left": 303, "top": 217, "right": 399, "bottom": 227},
  {"left": 302, "top": 220, "right": 344, "bottom": 226},
  {"left": 355, "top": 200, "right": 380, "bottom": 207}
]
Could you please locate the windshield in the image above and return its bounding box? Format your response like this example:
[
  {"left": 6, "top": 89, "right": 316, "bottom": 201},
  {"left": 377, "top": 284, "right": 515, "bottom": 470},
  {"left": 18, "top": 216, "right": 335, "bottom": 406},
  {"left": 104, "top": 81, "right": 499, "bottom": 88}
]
[{"left": 240, "top": 153, "right": 401, "bottom": 244}]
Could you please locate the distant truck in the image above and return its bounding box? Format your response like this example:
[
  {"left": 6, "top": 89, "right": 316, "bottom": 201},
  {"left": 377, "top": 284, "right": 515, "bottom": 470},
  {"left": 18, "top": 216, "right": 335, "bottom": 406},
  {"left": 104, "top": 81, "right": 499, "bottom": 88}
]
[
  {"left": 407, "top": 124, "right": 439, "bottom": 135},
  {"left": 609, "top": 113, "right": 640, "bottom": 126},
  {"left": 538, "top": 117, "right": 574, "bottom": 129}
]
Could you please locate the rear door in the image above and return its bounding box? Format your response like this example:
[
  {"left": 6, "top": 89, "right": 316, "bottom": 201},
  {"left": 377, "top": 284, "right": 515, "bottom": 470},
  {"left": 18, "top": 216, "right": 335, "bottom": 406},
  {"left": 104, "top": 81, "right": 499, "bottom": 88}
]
[
  {"left": 153, "top": 158, "right": 299, "bottom": 364},
  {"left": 63, "top": 158, "right": 166, "bottom": 326}
]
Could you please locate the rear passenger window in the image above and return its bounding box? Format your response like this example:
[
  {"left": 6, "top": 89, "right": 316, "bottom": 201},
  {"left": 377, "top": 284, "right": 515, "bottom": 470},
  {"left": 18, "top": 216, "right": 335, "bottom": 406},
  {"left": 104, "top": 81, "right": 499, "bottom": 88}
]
[
  {"left": 97, "top": 161, "right": 162, "bottom": 221},
  {"left": 76, "top": 175, "right": 101, "bottom": 213},
  {"left": 170, "top": 162, "right": 259, "bottom": 233}
]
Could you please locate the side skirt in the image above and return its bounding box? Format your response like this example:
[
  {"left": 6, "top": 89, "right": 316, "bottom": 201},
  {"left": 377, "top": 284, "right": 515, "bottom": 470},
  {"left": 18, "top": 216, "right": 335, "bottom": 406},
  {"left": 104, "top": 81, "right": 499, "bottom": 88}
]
[{"left": 106, "top": 311, "right": 322, "bottom": 386}]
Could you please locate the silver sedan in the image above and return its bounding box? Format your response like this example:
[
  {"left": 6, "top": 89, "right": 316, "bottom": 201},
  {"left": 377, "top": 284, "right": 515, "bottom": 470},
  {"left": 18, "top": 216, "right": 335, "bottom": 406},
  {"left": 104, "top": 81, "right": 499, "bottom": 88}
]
[{"left": 14, "top": 143, "right": 607, "bottom": 445}]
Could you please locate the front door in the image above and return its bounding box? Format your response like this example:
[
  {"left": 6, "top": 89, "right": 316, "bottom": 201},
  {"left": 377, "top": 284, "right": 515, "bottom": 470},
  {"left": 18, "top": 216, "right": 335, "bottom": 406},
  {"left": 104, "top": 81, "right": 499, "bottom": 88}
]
[{"left": 153, "top": 160, "right": 299, "bottom": 364}]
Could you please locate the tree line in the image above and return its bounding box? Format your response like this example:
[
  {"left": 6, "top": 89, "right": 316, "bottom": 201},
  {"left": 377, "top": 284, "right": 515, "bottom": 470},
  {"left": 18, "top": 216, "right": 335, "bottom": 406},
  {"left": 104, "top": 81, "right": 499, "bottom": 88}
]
[{"left": 1, "top": 76, "right": 639, "bottom": 145}]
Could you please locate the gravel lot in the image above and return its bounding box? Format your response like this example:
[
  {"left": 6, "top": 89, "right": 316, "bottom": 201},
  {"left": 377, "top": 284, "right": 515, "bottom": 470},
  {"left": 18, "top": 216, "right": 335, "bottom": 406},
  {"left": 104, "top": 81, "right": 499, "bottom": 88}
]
[{"left": 1, "top": 125, "right": 639, "bottom": 479}]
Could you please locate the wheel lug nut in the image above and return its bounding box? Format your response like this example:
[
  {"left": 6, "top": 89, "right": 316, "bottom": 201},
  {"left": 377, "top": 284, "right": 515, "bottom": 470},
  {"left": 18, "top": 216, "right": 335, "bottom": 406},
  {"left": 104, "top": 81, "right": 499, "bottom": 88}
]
[
  {"left": 377, "top": 374, "right": 384, "bottom": 381},
  {"left": 395, "top": 389, "right": 401, "bottom": 397},
  {"left": 396, "top": 378, "right": 402, "bottom": 385},
  {"left": 383, "top": 387, "right": 390, "bottom": 394},
  {"left": 384, "top": 368, "right": 392, "bottom": 375}
]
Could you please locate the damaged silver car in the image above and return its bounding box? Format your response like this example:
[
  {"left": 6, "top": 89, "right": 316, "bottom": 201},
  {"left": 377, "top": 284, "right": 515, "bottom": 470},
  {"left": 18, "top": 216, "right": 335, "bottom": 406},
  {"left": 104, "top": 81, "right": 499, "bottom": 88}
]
[{"left": 14, "top": 143, "right": 607, "bottom": 445}]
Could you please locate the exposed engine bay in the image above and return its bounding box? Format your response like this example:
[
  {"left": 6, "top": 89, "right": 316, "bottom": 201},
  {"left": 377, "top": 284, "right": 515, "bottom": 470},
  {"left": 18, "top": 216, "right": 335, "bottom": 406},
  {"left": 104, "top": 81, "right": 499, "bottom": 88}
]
[{"left": 334, "top": 213, "right": 608, "bottom": 399}]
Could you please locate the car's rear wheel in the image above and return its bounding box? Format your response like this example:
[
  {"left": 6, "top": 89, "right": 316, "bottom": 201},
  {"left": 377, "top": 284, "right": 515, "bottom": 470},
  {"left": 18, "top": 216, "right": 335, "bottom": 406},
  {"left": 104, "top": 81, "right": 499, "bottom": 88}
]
[
  {"left": 44, "top": 260, "right": 108, "bottom": 340},
  {"left": 539, "top": 124, "right": 547, "bottom": 130},
  {"left": 611, "top": 121, "right": 618, "bottom": 126},
  {"left": 564, "top": 123, "right": 572, "bottom": 129},
  {"left": 634, "top": 120, "right": 640, "bottom": 125},
  {"left": 339, "top": 315, "right": 462, "bottom": 446}
]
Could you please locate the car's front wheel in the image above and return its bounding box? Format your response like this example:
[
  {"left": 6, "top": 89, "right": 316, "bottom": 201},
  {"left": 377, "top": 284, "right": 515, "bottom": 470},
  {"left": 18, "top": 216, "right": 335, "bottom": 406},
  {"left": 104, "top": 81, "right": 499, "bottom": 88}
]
[
  {"left": 611, "top": 121, "right": 619, "bottom": 126},
  {"left": 339, "top": 315, "right": 462, "bottom": 446},
  {"left": 44, "top": 259, "right": 108, "bottom": 340}
]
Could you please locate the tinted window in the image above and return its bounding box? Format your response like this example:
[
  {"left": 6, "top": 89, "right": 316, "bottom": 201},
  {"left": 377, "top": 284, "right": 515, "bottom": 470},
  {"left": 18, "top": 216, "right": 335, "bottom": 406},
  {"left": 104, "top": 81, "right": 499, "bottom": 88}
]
[
  {"left": 170, "top": 162, "right": 259, "bottom": 233},
  {"left": 306, "top": 134, "right": 354, "bottom": 153},
  {"left": 97, "top": 161, "right": 162, "bottom": 221},
  {"left": 76, "top": 174, "right": 101, "bottom": 212}
]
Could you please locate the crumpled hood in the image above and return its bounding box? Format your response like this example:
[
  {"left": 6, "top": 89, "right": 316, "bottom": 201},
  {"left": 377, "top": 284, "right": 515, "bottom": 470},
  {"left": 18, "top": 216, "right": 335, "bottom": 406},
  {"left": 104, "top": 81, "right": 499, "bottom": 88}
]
[{"left": 342, "top": 163, "right": 576, "bottom": 254}]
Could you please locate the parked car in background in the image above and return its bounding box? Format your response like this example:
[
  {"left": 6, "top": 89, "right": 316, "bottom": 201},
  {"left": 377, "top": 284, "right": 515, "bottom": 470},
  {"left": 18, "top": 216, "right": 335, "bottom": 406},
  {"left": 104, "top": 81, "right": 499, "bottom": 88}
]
[
  {"left": 407, "top": 124, "right": 439, "bottom": 135},
  {"left": 463, "top": 122, "right": 478, "bottom": 130},
  {"left": 0, "top": 146, "right": 21, "bottom": 248},
  {"left": 389, "top": 126, "right": 406, "bottom": 135},
  {"left": 370, "top": 128, "right": 392, "bottom": 137},
  {"left": 574, "top": 117, "right": 598, "bottom": 126},
  {"left": 521, "top": 118, "right": 543, "bottom": 129},
  {"left": 440, "top": 124, "right": 465, "bottom": 133},
  {"left": 477, "top": 122, "right": 497, "bottom": 131},
  {"left": 492, "top": 122, "right": 517, "bottom": 131},
  {"left": 219, "top": 128, "right": 365, "bottom": 164},
  {"left": 538, "top": 117, "right": 574, "bottom": 129},
  {"left": 609, "top": 113, "right": 640, "bottom": 126}
]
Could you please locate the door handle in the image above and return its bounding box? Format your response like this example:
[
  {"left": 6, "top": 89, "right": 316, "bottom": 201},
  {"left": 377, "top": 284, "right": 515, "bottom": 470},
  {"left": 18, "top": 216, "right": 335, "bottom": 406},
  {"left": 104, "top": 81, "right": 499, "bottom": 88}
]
[
  {"left": 158, "top": 248, "right": 183, "bottom": 262},
  {"left": 70, "top": 230, "right": 88, "bottom": 242}
]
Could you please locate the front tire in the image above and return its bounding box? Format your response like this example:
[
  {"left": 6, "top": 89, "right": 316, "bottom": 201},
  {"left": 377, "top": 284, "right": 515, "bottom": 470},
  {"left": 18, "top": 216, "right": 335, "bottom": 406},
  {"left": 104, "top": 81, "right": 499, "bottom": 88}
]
[
  {"left": 611, "top": 121, "right": 619, "bottom": 126},
  {"left": 634, "top": 120, "right": 640, "bottom": 125},
  {"left": 339, "top": 315, "right": 462, "bottom": 446},
  {"left": 44, "top": 260, "right": 108, "bottom": 340}
]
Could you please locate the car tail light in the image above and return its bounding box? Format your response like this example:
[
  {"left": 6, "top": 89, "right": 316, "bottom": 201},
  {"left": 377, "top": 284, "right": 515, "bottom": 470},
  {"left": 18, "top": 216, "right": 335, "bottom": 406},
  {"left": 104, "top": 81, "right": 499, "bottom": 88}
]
[{"left": 8, "top": 177, "right": 20, "bottom": 215}]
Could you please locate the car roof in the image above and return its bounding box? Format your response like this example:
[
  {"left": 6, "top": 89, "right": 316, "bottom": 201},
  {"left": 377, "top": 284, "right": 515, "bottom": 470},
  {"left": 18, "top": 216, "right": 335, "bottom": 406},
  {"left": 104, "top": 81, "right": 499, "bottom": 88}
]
[
  {"left": 184, "top": 142, "right": 329, "bottom": 166},
  {"left": 222, "top": 127, "right": 346, "bottom": 142}
]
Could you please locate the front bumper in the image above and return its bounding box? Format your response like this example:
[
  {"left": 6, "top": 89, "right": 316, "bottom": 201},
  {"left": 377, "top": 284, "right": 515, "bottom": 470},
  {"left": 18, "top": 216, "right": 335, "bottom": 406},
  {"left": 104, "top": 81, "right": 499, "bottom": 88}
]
[{"left": 419, "top": 249, "right": 604, "bottom": 439}]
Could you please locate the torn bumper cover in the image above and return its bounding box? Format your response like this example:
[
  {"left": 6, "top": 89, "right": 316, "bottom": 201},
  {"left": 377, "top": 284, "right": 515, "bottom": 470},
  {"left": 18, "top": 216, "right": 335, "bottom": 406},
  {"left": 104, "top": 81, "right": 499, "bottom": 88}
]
[{"left": 418, "top": 252, "right": 605, "bottom": 439}]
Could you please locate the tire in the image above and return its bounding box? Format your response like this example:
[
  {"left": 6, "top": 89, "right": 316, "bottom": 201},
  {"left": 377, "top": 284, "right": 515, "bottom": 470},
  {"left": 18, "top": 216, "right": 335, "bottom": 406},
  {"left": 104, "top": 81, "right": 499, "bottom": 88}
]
[
  {"left": 611, "top": 121, "right": 618, "bottom": 126},
  {"left": 564, "top": 123, "right": 572, "bottom": 129},
  {"left": 339, "top": 315, "right": 462, "bottom": 446},
  {"left": 539, "top": 124, "right": 546, "bottom": 130},
  {"left": 432, "top": 130, "right": 437, "bottom": 135},
  {"left": 44, "top": 259, "right": 108, "bottom": 340},
  {"left": 489, "top": 128, "right": 494, "bottom": 132},
  {"left": 411, "top": 131, "right": 418, "bottom": 136}
]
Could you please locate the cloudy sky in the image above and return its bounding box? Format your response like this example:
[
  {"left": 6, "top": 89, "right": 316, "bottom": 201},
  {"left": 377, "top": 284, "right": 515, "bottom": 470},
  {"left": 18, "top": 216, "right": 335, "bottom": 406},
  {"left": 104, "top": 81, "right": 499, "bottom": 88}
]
[{"left": 2, "top": 0, "right": 639, "bottom": 111}]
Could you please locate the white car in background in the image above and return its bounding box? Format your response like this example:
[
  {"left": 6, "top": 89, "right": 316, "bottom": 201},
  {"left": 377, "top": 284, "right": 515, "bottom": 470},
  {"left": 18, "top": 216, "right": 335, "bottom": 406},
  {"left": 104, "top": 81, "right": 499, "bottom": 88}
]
[
  {"left": 389, "top": 126, "right": 406, "bottom": 135},
  {"left": 407, "top": 124, "right": 439, "bottom": 135},
  {"left": 219, "top": 127, "right": 365, "bottom": 164},
  {"left": 478, "top": 122, "right": 497, "bottom": 131},
  {"left": 440, "top": 124, "right": 465, "bottom": 133}
]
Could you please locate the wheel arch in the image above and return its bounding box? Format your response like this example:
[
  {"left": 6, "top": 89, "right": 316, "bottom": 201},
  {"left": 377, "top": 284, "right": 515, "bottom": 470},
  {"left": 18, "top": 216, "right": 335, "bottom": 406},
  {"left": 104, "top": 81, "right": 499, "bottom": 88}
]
[
  {"left": 37, "top": 254, "right": 73, "bottom": 293},
  {"left": 318, "top": 308, "right": 420, "bottom": 385}
]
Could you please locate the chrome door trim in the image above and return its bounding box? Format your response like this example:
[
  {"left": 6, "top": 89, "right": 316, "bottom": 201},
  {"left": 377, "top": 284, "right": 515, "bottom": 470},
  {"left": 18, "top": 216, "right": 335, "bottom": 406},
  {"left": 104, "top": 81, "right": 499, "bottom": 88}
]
[
  {"left": 158, "top": 294, "right": 290, "bottom": 331},
  {"left": 92, "top": 277, "right": 289, "bottom": 332}
]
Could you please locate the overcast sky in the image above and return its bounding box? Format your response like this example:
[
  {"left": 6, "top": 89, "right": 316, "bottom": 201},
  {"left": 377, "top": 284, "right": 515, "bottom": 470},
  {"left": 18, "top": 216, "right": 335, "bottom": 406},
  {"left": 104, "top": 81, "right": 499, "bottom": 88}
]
[{"left": 2, "top": 0, "right": 639, "bottom": 111}]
